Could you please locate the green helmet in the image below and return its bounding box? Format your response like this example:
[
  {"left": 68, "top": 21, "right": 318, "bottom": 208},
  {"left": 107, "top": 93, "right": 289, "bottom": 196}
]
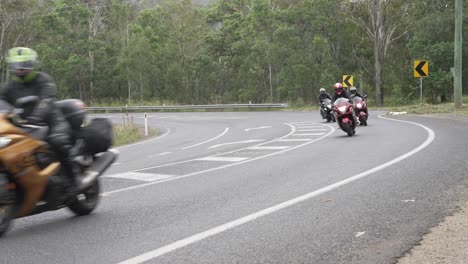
[{"left": 5, "top": 47, "right": 40, "bottom": 82}]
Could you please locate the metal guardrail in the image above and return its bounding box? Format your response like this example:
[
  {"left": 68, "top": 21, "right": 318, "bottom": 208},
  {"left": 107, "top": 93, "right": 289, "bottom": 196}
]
[{"left": 86, "top": 103, "right": 288, "bottom": 112}]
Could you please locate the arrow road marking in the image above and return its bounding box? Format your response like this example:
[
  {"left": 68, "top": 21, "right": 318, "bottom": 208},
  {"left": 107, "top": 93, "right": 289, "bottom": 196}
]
[
  {"left": 208, "top": 140, "right": 264, "bottom": 149},
  {"left": 244, "top": 126, "right": 272, "bottom": 132}
]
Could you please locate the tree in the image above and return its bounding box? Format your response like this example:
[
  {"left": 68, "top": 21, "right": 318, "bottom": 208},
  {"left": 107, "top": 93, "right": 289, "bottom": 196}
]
[{"left": 344, "top": 0, "right": 411, "bottom": 106}]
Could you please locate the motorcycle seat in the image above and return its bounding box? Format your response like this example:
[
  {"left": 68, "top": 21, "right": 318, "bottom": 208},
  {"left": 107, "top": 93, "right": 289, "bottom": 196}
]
[{"left": 21, "top": 125, "right": 49, "bottom": 140}]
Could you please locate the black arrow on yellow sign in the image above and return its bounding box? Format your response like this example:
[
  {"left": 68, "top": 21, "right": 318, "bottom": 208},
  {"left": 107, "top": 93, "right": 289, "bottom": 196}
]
[
  {"left": 342, "top": 75, "right": 353, "bottom": 87},
  {"left": 414, "top": 60, "right": 429, "bottom": 77}
]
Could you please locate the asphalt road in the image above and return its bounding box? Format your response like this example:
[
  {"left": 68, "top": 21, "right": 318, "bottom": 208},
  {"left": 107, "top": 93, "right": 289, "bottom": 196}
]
[{"left": 1, "top": 111, "right": 468, "bottom": 264}]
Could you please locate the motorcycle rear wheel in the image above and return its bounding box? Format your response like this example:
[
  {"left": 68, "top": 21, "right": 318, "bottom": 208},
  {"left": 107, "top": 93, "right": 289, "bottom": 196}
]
[
  {"left": 68, "top": 180, "right": 100, "bottom": 216},
  {"left": 360, "top": 116, "right": 367, "bottom": 126}
]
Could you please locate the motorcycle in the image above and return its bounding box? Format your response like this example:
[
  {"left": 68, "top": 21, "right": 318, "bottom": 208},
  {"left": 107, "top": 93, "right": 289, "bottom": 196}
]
[
  {"left": 320, "top": 99, "right": 336, "bottom": 122},
  {"left": 0, "top": 96, "right": 118, "bottom": 237},
  {"left": 332, "top": 98, "right": 356, "bottom": 137},
  {"left": 352, "top": 96, "right": 368, "bottom": 126}
]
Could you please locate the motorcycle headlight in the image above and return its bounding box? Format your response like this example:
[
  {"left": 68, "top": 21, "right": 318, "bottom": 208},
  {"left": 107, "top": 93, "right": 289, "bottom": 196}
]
[
  {"left": 0, "top": 137, "right": 12, "bottom": 148},
  {"left": 338, "top": 106, "right": 347, "bottom": 113},
  {"left": 327, "top": 104, "right": 332, "bottom": 109},
  {"left": 357, "top": 103, "right": 362, "bottom": 108}
]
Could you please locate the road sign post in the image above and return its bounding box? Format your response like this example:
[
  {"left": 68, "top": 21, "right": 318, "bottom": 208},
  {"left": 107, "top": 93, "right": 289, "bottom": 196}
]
[
  {"left": 454, "top": 0, "right": 463, "bottom": 109},
  {"left": 414, "top": 60, "right": 429, "bottom": 104},
  {"left": 144, "top": 113, "right": 148, "bottom": 136}
]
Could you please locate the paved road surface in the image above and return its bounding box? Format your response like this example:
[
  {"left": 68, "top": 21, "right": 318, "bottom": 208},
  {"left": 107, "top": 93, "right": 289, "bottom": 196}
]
[{"left": 2, "top": 111, "right": 468, "bottom": 264}]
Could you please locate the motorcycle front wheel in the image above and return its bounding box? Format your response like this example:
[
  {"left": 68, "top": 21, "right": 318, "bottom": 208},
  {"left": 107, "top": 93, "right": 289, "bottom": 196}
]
[
  {"left": 68, "top": 180, "right": 100, "bottom": 216},
  {"left": 343, "top": 122, "right": 353, "bottom": 137},
  {"left": 0, "top": 190, "right": 16, "bottom": 238}
]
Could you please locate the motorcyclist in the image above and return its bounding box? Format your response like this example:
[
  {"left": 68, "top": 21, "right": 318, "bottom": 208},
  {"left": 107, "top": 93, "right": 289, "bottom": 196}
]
[
  {"left": 317, "top": 88, "right": 332, "bottom": 119},
  {"left": 349, "top": 86, "right": 368, "bottom": 116},
  {"left": 331, "top": 83, "right": 349, "bottom": 102},
  {"left": 0, "top": 47, "right": 81, "bottom": 192},
  {"left": 331, "top": 82, "right": 359, "bottom": 124},
  {"left": 349, "top": 86, "right": 364, "bottom": 99}
]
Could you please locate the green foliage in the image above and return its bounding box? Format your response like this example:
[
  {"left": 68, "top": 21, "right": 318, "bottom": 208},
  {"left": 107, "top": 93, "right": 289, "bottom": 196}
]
[{"left": 0, "top": 0, "right": 464, "bottom": 106}]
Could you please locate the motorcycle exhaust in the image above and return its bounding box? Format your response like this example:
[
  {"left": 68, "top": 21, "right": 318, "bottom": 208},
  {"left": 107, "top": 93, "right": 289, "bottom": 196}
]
[{"left": 78, "top": 149, "right": 119, "bottom": 191}]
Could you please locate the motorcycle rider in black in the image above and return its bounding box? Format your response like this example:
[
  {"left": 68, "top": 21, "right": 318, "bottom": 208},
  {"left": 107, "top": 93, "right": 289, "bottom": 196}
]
[
  {"left": 0, "top": 47, "right": 81, "bottom": 192},
  {"left": 349, "top": 86, "right": 368, "bottom": 116},
  {"left": 349, "top": 86, "right": 364, "bottom": 99},
  {"left": 332, "top": 82, "right": 350, "bottom": 101},
  {"left": 317, "top": 88, "right": 332, "bottom": 119}
]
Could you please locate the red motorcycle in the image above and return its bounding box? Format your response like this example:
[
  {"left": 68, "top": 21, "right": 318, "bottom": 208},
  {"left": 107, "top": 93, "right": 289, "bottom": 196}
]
[
  {"left": 333, "top": 98, "right": 356, "bottom": 137},
  {"left": 352, "top": 96, "right": 368, "bottom": 126}
]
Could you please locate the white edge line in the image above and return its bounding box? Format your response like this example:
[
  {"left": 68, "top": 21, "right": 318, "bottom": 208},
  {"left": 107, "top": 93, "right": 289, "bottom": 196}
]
[
  {"left": 116, "top": 128, "right": 171, "bottom": 150},
  {"left": 117, "top": 115, "right": 435, "bottom": 264},
  {"left": 182, "top": 128, "right": 229, "bottom": 149},
  {"left": 102, "top": 123, "right": 334, "bottom": 196}
]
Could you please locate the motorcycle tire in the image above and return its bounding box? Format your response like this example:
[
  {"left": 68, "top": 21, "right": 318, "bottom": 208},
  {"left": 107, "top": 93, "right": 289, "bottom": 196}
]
[
  {"left": 343, "top": 122, "right": 353, "bottom": 137},
  {"left": 326, "top": 116, "right": 332, "bottom": 122},
  {"left": 332, "top": 115, "right": 336, "bottom": 122},
  {"left": 0, "top": 191, "right": 16, "bottom": 238},
  {"left": 362, "top": 118, "right": 367, "bottom": 126},
  {"left": 68, "top": 180, "right": 100, "bottom": 216}
]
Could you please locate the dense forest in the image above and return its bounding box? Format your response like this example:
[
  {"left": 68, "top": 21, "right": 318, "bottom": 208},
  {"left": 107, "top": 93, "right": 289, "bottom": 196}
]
[{"left": 0, "top": 0, "right": 466, "bottom": 106}]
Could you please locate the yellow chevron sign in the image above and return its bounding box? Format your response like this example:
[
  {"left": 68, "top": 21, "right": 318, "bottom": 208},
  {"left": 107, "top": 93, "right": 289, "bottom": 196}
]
[
  {"left": 342, "top": 75, "right": 353, "bottom": 87},
  {"left": 414, "top": 60, "right": 429, "bottom": 77}
]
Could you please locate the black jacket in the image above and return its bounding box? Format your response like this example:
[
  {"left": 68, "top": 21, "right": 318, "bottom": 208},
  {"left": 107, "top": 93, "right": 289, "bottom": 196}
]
[
  {"left": 318, "top": 93, "right": 332, "bottom": 104},
  {"left": 332, "top": 89, "right": 350, "bottom": 102},
  {"left": 0, "top": 72, "right": 57, "bottom": 124},
  {"left": 349, "top": 91, "right": 363, "bottom": 99}
]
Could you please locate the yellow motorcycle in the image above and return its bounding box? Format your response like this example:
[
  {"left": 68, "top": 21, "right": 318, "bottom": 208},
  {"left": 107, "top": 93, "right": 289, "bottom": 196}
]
[{"left": 0, "top": 97, "right": 117, "bottom": 237}]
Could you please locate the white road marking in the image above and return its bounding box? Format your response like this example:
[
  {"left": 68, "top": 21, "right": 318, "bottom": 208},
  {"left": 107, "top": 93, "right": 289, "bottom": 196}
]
[
  {"left": 196, "top": 157, "right": 249, "bottom": 162},
  {"left": 248, "top": 146, "right": 290, "bottom": 150},
  {"left": 112, "top": 163, "right": 122, "bottom": 166},
  {"left": 297, "top": 129, "right": 328, "bottom": 132},
  {"left": 102, "top": 123, "right": 335, "bottom": 196},
  {"left": 355, "top": 231, "right": 366, "bottom": 237},
  {"left": 292, "top": 133, "right": 325, "bottom": 136},
  {"left": 116, "top": 116, "right": 435, "bottom": 264},
  {"left": 402, "top": 199, "right": 416, "bottom": 203},
  {"left": 279, "top": 139, "right": 311, "bottom": 142},
  {"left": 182, "top": 128, "right": 229, "bottom": 150},
  {"left": 106, "top": 172, "right": 174, "bottom": 182},
  {"left": 148, "top": 152, "right": 172, "bottom": 158},
  {"left": 244, "top": 126, "right": 272, "bottom": 132},
  {"left": 208, "top": 140, "right": 264, "bottom": 149},
  {"left": 297, "top": 126, "right": 324, "bottom": 129},
  {"left": 116, "top": 128, "right": 171, "bottom": 150}
]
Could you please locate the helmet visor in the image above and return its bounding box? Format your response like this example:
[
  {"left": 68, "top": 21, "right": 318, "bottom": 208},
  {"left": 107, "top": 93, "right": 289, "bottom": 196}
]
[{"left": 8, "top": 61, "right": 34, "bottom": 71}]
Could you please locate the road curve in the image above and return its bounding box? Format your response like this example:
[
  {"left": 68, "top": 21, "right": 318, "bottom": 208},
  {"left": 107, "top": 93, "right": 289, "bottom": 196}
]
[{"left": 1, "top": 111, "right": 468, "bottom": 264}]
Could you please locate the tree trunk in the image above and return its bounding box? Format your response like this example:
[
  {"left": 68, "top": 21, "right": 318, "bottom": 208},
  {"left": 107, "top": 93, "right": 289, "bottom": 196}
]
[
  {"left": 374, "top": 42, "right": 383, "bottom": 107},
  {"left": 268, "top": 63, "right": 273, "bottom": 103}
]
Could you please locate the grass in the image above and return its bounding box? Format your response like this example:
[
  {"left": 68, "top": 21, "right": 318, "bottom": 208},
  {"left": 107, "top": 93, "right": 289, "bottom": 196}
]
[
  {"left": 113, "top": 123, "right": 158, "bottom": 146},
  {"left": 388, "top": 103, "right": 468, "bottom": 115}
]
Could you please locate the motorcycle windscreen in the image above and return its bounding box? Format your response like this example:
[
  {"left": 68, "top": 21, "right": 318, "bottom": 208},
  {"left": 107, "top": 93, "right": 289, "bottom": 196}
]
[
  {"left": 334, "top": 98, "right": 348, "bottom": 106},
  {"left": 352, "top": 97, "right": 363, "bottom": 104}
]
